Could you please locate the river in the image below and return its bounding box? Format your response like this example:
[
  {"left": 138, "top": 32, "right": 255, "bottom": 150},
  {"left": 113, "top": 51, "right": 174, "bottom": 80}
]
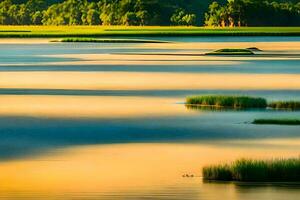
[{"left": 0, "top": 37, "right": 299, "bottom": 200}]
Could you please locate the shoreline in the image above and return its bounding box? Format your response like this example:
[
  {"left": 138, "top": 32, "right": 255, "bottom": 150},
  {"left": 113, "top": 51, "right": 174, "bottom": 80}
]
[{"left": 1, "top": 26, "right": 300, "bottom": 38}]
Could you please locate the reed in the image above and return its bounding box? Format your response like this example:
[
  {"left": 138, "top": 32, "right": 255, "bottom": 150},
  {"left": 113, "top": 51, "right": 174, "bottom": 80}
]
[
  {"left": 203, "top": 158, "right": 300, "bottom": 182},
  {"left": 268, "top": 101, "right": 300, "bottom": 110},
  {"left": 186, "top": 95, "right": 267, "bottom": 109}
]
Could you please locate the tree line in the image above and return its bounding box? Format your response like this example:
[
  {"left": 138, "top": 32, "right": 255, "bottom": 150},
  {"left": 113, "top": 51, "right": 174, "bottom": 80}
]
[
  {"left": 0, "top": 0, "right": 300, "bottom": 26},
  {"left": 0, "top": 0, "right": 214, "bottom": 25},
  {"left": 205, "top": 0, "right": 300, "bottom": 26}
]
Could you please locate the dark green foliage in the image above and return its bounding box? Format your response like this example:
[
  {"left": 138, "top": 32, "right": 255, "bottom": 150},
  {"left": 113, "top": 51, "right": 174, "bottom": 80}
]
[
  {"left": 2, "top": 0, "right": 299, "bottom": 26},
  {"left": 253, "top": 119, "right": 300, "bottom": 125},
  {"left": 205, "top": 0, "right": 300, "bottom": 27},
  {"left": 268, "top": 101, "right": 300, "bottom": 110},
  {"left": 205, "top": 48, "right": 254, "bottom": 55},
  {"left": 203, "top": 158, "right": 300, "bottom": 182},
  {"left": 0, "top": 0, "right": 218, "bottom": 25},
  {"left": 170, "top": 8, "right": 196, "bottom": 26},
  {"left": 186, "top": 95, "right": 267, "bottom": 109}
]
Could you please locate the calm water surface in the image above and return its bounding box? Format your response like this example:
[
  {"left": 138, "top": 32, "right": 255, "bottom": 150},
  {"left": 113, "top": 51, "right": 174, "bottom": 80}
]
[{"left": 0, "top": 37, "right": 299, "bottom": 200}]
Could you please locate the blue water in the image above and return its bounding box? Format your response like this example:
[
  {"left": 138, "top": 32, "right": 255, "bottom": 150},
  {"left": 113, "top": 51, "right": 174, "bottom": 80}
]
[{"left": 0, "top": 38, "right": 299, "bottom": 200}]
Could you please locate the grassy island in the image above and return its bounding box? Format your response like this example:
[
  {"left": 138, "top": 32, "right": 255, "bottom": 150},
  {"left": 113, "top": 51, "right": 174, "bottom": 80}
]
[
  {"left": 186, "top": 95, "right": 267, "bottom": 109},
  {"left": 205, "top": 49, "right": 254, "bottom": 55},
  {"left": 55, "top": 38, "right": 169, "bottom": 43},
  {"left": 203, "top": 158, "right": 300, "bottom": 182},
  {"left": 268, "top": 101, "right": 300, "bottom": 110},
  {"left": 186, "top": 95, "right": 300, "bottom": 111},
  {"left": 253, "top": 119, "right": 300, "bottom": 125}
]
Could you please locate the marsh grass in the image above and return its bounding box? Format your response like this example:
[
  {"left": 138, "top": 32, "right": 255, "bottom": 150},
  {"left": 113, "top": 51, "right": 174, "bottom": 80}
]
[
  {"left": 268, "top": 101, "right": 300, "bottom": 110},
  {"left": 253, "top": 119, "right": 300, "bottom": 125},
  {"left": 1, "top": 26, "right": 300, "bottom": 38},
  {"left": 205, "top": 49, "right": 254, "bottom": 55},
  {"left": 185, "top": 104, "right": 246, "bottom": 111},
  {"left": 56, "top": 38, "right": 169, "bottom": 43},
  {"left": 186, "top": 95, "right": 267, "bottom": 109},
  {"left": 203, "top": 158, "right": 300, "bottom": 182}
]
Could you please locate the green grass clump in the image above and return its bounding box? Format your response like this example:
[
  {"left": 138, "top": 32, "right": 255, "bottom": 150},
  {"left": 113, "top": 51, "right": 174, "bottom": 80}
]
[
  {"left": 205, "top": 48, "right": 254, "bottom": 55},
  {"left": 186, "top": 95, "right": 267, "bottom": 109},
  {"left": 253, "top": 119, "right": 300, "bottom": 125},
  {"left": 203, "top": 158, "right": 300, "bottom": 182},
  {"left": 202, "top": 164, "right": 232, "bottom": 181},
  {"left": 57, "top": 38, "right": 169, "bottom": 43},
  {"left": 268, "top": 101, "right": 300, "bottom": 110}
]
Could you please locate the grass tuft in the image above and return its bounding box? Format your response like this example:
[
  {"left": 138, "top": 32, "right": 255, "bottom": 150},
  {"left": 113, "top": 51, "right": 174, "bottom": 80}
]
[
  {"left": 253, "top": 119, "right": 300, "bottom": 125},
  {"left": 268, "top": 101, "right": 300, "bottom": 110},
  {"left": 186, "top": 95, "right": 267, "bottom": 109},
  {"left": 205, "top": 48, "right": 254, "bottom": 55},
  {"left": 203, "top": 158, "right": 300, "bottom": 182}
]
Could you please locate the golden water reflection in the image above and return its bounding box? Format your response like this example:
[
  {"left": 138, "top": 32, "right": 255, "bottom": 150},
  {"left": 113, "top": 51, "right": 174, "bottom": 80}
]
[
  {"left": 0, "top": 95, "right": 188, "bottom": 118},
  {"left": 1, "top": 72, "right": 300, "bottom": 90},
  {"left": 0, "top": 140, "right": 299, "bottom": 199},
  {"left": 1, "top": 40, "right": 300, "bottom": 199}
]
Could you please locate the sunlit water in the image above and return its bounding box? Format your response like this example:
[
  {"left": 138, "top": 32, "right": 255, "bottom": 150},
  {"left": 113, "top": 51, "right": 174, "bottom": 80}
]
[{"left": 0, "top": 37, "right": 300, "bottom": 199}]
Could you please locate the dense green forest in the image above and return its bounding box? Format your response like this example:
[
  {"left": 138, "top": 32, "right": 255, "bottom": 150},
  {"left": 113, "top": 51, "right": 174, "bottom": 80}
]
[
  {"left": 0, "top": 0, "right": 299, "bottom": 26},
  {"left": 205, "top": 0, "right": 300, "bottom": 26}
]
